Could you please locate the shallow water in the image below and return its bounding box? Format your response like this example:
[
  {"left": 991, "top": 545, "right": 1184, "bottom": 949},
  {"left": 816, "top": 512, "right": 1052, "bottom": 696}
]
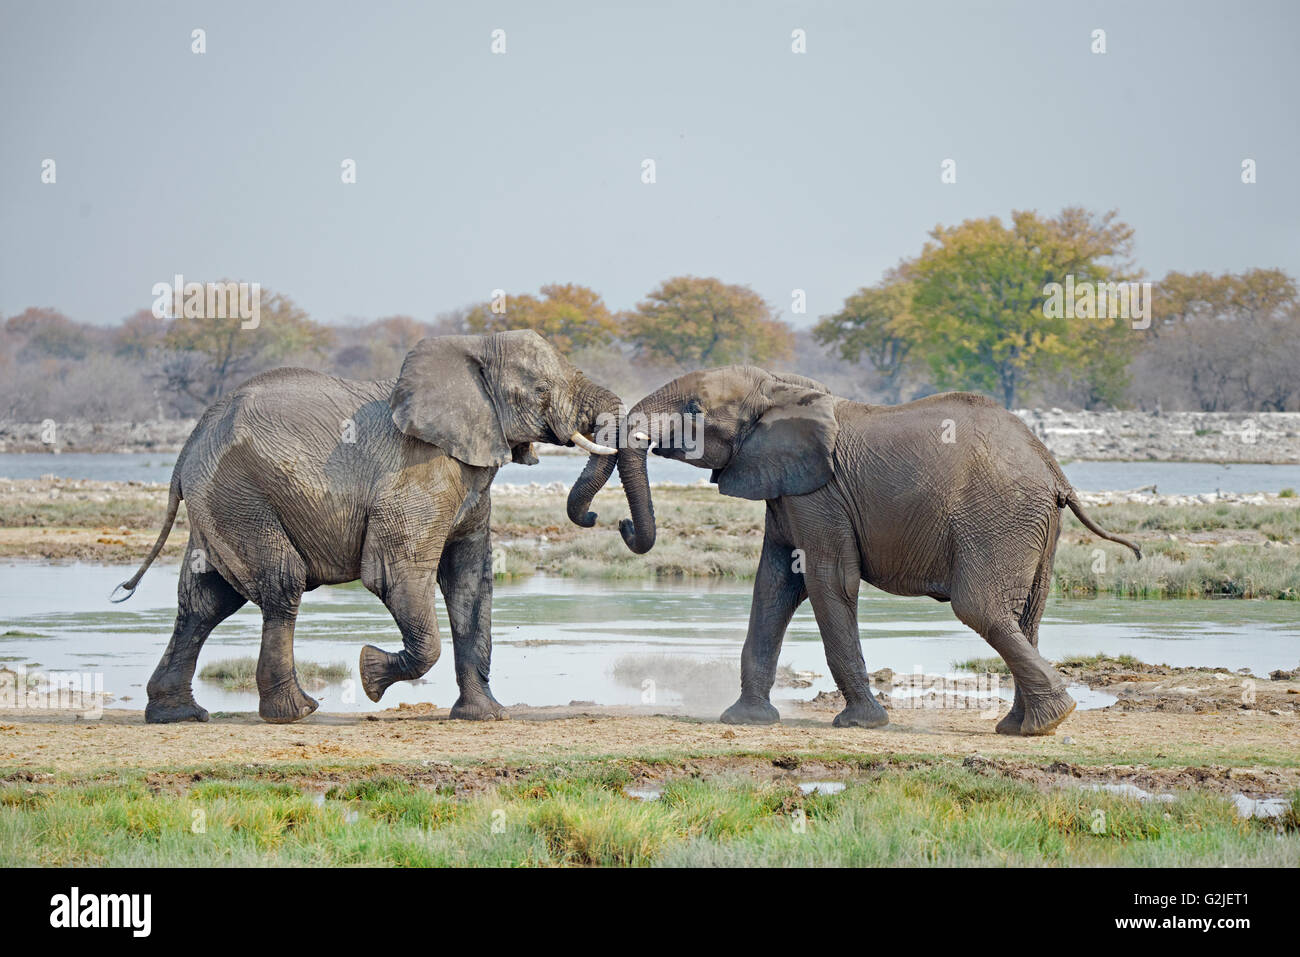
[
  {"left": 3, "top": 452, "right": 1300, "bottom": 494},
  {"left": 1, "top": 563, "right": 1296, "bottom": 716}
]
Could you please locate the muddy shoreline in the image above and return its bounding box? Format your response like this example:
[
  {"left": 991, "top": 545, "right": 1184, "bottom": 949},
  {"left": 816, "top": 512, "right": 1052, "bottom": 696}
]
[{"left": 4, "top": 659, "right": 1297, "bottom": 772}]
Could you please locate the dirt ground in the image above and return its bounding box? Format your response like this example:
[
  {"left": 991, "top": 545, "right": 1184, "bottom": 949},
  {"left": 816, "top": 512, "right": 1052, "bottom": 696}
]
[{"left": 3, "top": 696, "right": 1297, "bottom": 799}]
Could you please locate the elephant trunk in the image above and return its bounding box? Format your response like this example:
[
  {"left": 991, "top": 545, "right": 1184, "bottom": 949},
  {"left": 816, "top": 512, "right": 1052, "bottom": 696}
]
[
  {"left": 607, "top": 391, "right": 663, "bottom": 554},
  {"left": 567, "top": 446, "right": 617, "bottom": 527},
  {"left": 565, "top": 381, "right": 626, "bottom": 527},
  {"left": 564, "top": 384, "right": 657, "bottom": 554},
  {"left": 615, "top": 444, "right": 656, "bottom": 554}
]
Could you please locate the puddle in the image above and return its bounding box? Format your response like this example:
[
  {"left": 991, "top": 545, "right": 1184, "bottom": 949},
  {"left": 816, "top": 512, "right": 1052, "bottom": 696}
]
[
  {"left": 1084, "top": 782, "right": 1175, "bottom": 803},
  {"left": 1082, "top": 782, "right": 1290, "bottom": 819},
  {"left": 623, "top": 780, "right": 848, "bottom": 801},
  {"left": 1231, "top": 794, "right": 1291, "bottom": 819},
  {"left": 798, "top": 781, "right": 846, "bottom": 795},
  {"left": 887, "top": 677, "right": 1116, "bottom": 712}
]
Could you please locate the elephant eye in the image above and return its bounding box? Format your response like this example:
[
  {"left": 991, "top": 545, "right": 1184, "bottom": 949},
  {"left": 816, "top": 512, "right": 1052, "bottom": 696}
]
[{"left": 685, "top": 397, "right": 703, "bottom": 415}]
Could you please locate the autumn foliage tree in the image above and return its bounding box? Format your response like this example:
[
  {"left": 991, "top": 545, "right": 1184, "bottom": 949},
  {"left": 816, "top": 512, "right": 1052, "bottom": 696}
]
[
  {"left": 813, "top": 268, "right": 916, "bottom": 403},
  {"left": 817, "top": 208, "right": 1139, "bottom": 408},
  {"left": 622, "top": 276, "right": 794, "bottom": 368},
  {"left": 1133, "top": 269, "right": 1299, "bottom": 411},
  {"left": 161, "top": 286, "right": 333, "bottom": 408},
  {"left": 465, "top": 283, "right": 619, "bottom": 356}
]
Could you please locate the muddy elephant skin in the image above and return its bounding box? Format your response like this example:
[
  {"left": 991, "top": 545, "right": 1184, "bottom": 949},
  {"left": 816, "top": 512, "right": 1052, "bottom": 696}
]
[
  {"left": 117, "top": 331, "right": 641, "bottom": 724},
  {"left": 570, "top": 365, "right": 1142, "bottom": 736}
]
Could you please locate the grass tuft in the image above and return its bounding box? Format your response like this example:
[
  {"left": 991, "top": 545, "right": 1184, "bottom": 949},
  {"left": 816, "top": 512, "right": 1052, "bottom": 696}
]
[{"left": 198, "top": 658, "right": 350, "bottom": 691}]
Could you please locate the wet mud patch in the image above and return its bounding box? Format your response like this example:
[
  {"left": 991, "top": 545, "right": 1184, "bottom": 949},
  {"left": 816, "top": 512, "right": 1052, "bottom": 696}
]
[
  {"left": 961, "top": 753, "right": 1300, "bottom": 804},
  {"left": 1059, "top": 655, "right": 1300, "bottom": 715}
]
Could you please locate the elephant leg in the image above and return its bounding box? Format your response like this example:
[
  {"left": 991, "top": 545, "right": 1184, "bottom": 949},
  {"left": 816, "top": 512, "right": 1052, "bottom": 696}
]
[
  {"left": 359, "top": 560, "right": 442, "bottom": 703},
  {"left": 997, "top": 518, "right": 1060, "bottom": 734},
  {"left": 997, "top": 565, "right": 1053, "bottom": 734},
  {"left": 721, "top": 527, "right": 807, "bottom": 725},
  {"left": 438, "top": 527, "right": 507, "bottom": 720},
  {"left": 804, "top": 545, "right": 887, "bottom": 729},
  {"left": 255, "top": 553, "right": 317, "bottom": 724},
  {"left": 957, "top": 597, "right": 1072, "bottom": 736},
  {"left": 146, "top": 548, "right": 247, "bottom": 724}
]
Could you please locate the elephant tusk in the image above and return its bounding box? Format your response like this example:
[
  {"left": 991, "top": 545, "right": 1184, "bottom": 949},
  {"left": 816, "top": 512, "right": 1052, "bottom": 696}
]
[
  {"left": 571, "top": 432, "right": 617, "bottom": 455},
  {"left": 633, "top": 431, "right": 651, "bottom": 443}
]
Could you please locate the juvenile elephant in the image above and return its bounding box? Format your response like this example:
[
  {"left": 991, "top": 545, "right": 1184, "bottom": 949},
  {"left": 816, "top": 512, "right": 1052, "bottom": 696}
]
[
  {"left": 568, "top": 366, "right": 1141, "bottom": 736},
  {"left": 115, "top": 331, "right": 645, "bottom": 724}
]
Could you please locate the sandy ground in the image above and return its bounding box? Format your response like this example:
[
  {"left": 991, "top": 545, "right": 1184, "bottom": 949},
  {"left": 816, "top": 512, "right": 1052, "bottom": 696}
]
[{"left": 3, "top": 698, "right": 1298, "bottom": 799}]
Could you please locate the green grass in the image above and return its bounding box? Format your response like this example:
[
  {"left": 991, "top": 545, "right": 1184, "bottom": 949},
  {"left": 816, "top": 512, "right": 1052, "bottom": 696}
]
[
  {"left": 951, "top": 657, "right": 1011, "bottom": 674},
  {"left": 1056, "top": 652, "right": 1144, "bottom": 669},
  {"left": 1052, "top": 539, "right": 1300, "bottom": 599},
  {"left": 197, "top": 658, "right": 350, "bottom": 691},
  {"left": 2, "top": 761, "right": 1296, "bottom": 867}
]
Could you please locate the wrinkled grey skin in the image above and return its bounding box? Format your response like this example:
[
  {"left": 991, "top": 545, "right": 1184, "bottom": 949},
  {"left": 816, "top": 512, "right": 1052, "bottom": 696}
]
[
  {"left": 570, "top": 366, "right": 1141, "bottom": 736},
  {"left": 117, "top": 331, "right": 642, "bottom": 724}
]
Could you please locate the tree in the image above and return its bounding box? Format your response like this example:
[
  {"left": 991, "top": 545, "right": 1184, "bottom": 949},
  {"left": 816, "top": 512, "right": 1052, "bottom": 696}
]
[
  {"left": 623, "top": 276, "right": 794, "bottom": 367},
  {"left": 160, "top": 286, "right": 333, "bottom": 408},
  {"left": 1139, "top": 269, "right": 1299, "bottom": 410},
  {"left": 813, "top": 268, "right": 917, "bottom": 403},
  {"left": 905, "top": 208, "right": 1137, "bottom": 408},
  {"left": 465, "top": 283, "right": 619, "bottom": 355},
  {"left": 5, "top": 307, "right": 93, "bottom": 360},
  {"left": 113, "top": 309, "right": 168, "bottom": 359}
]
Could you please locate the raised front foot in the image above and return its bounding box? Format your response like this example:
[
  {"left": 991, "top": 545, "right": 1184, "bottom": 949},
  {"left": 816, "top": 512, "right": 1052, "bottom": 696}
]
[
  {"left": 145, "top": 693, "right": 210, "bottom": 724},
  {"left": 359, "top": 644, "right": 403, "bottom": 702},
  {"left": 449, "top": 691, "right": 508, "bottom": 721},
  {"left": 1017, "top": 686, "right": 1076, "bottom": 736},
  {"left": 720, "top": 697, "right": 780, "bottom": 725},
  {"left": 832, "top": 695, "right": 889, "bottom": 729},
  {"left": 258, "top": 681, "right": 319, "bottom": 724}
]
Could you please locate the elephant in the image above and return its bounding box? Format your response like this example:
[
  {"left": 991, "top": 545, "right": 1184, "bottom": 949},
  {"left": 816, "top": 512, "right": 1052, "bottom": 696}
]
[
  {"left": 113, "top": 330, "right": 647, "bottom": 724},
  {"left": 567, "top": 365, "right": 1142, "bottom": 736}
]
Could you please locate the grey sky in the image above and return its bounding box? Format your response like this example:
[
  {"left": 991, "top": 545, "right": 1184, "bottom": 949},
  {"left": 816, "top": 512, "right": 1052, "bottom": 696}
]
[{"left": 2, "top": 0, "right": 1297, "bottom": 328}]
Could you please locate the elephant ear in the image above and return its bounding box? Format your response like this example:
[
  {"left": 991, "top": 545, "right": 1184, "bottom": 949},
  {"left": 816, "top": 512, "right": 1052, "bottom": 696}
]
[
  {"left": 389, "top": 336, "right": 511, "bottom": 467},
  {"left": 716, "top": 379, "right": 840, "bottom": 501}
]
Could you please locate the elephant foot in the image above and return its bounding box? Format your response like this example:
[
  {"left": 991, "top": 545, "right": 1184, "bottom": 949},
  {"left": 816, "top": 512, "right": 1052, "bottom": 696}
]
[
  {"left": 449, "top": 692, "right": 508, "bottom": 721},
  {"left": 995, "top": 707, "right": 1025, "bottom": 735},
  {"left": 995, "top": 691, "right": 1025, "bottom": 735},
  {"left": 258, "top": 682, "right": 319, "bottom": 724},
  {"left": 832, "top": 696, "right": 889, "bottom": 729},
  {"left": 720, "top": 697, "right": 780, "bottom": 725},
  {"left": 145, "top": 693, "right": 210, "bottom": 724},
  {"left": 359, "top": 644, "right": 403, "bottom": 702},
  {"left": 1017, "top": 687, "right": 1076, "bottom": 736}
]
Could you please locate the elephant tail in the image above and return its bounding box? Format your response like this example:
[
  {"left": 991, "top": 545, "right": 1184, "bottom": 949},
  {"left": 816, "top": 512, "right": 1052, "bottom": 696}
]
[
  {"left": 1062, "top": 491, "right": 1142, "bottom": 560},
  {"left": 110, "top": 472, "right": 183, "bottom": 603}
]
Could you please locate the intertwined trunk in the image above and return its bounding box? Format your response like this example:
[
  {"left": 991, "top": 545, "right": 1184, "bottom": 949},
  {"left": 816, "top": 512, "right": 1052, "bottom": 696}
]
[
  {"left": 563, "top": 381, "right": 658, "bottom": 554},
  {"left": 566, "top": 391, "right": 658, "bottom": 553}
]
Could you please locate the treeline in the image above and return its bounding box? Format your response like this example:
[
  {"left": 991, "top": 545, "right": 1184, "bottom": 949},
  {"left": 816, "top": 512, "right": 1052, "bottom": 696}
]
[
  {"left": 0, "top": 277, "right": 806, "bottom": 421},
  {"left": 812, "top": 208, "right": 1299, "bottom": 412},
  {"left": 2, "top": 206, "right": 1296, "bottom": 421}
]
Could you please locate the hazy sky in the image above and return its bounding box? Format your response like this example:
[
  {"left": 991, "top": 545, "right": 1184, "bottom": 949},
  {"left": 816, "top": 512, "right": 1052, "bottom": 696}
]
[{"left": 2, "top": 0, "right": 1297, "bottom": 328}]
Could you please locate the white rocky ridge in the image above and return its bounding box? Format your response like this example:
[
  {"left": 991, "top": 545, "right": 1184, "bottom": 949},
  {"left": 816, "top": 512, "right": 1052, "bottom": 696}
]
[{"left": 1, "top": 410, "right": 1299, "bottom": 463}]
